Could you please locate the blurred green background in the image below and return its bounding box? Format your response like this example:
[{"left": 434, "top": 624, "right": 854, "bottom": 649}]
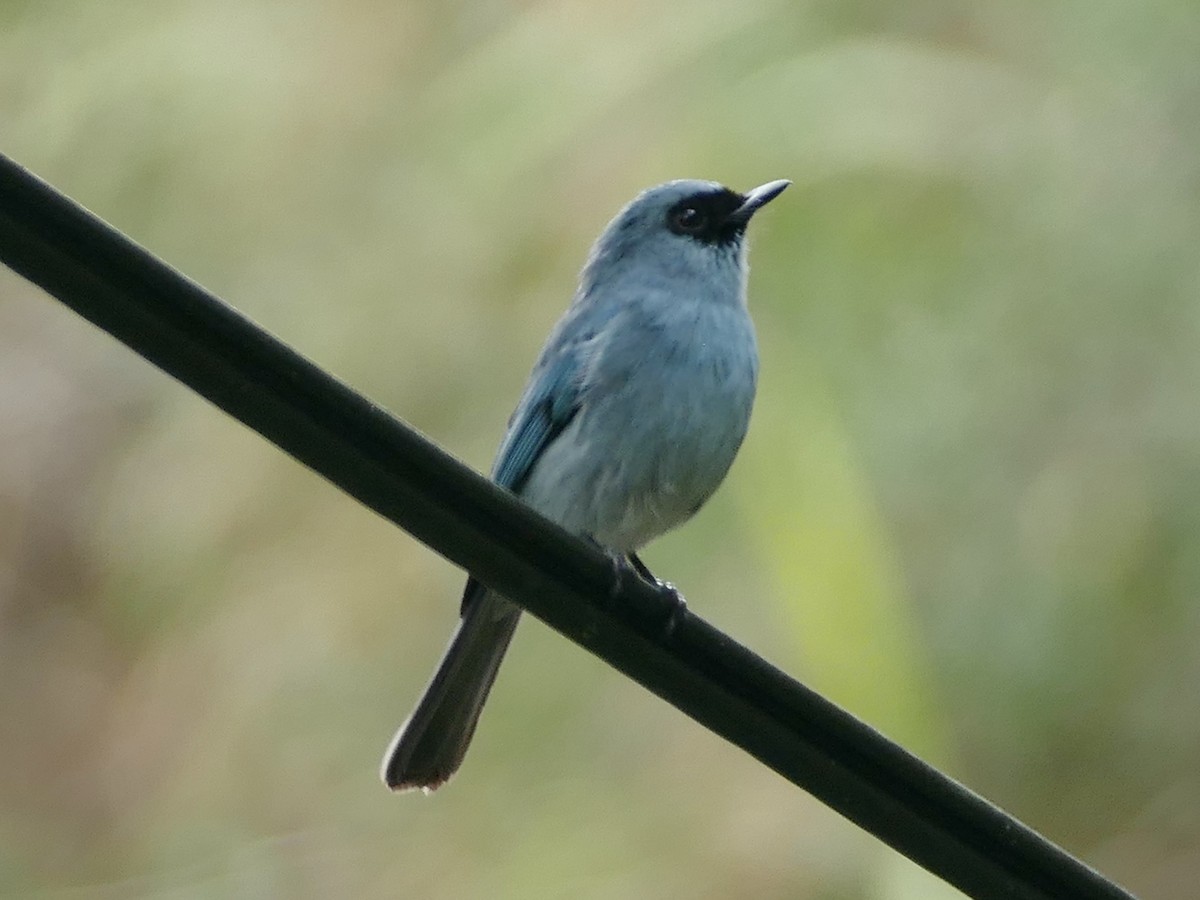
[{"left": 1, "top": 1, "right": 1198, "bottom": 897}]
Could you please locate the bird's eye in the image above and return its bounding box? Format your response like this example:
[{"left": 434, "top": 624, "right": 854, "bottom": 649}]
[{"left": 670, "top": 206, "right": 707, "bottom": 235}]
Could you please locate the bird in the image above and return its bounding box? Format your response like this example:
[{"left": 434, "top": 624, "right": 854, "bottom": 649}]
[{"left": 382, "top": 178, "right": 790, "bottom": 792}]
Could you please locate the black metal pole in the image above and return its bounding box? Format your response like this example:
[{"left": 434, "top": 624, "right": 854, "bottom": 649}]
[{"left": 0, "top": 152, "right": 1136, "bottom": 900}]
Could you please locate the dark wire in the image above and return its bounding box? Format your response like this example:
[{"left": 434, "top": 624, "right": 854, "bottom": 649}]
[{"left": 0, "top": 152, "right": 1136, "bottom": 900}]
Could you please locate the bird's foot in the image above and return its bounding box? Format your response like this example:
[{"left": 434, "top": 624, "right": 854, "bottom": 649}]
[
  {"left": 649, "top": 577, "right": 687, "bottom": 639},
  {"left": 604, "top": 551, "right": 687, "bottom": 639}
]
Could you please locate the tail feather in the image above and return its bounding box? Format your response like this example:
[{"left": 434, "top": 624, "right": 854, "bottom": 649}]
[{"left": 382, "top": 589, "right": 521, "bottom": 791}]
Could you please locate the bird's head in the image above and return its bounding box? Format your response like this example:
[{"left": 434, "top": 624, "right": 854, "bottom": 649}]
[{"left": 580, "top": 179, "right": 789, "bottom": 302}]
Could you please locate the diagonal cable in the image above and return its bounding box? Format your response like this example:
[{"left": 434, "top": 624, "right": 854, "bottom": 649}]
[{"left": 0, "top": 152, "right": 1135, "bottom": 900}]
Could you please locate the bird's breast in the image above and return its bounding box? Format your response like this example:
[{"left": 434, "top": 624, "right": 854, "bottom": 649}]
[{"left": 521, "top": 301, "right": 758, "bottom": 552}]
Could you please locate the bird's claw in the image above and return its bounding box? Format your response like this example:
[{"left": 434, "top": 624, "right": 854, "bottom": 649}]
[
  {"left": 604, "top": 553, "right": 687, "bottom": 639},
  {"left": 651, "top": 578, "right": 687, "bottom": 638}
]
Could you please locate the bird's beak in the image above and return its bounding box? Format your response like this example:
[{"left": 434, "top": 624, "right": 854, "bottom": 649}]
[{"left": 728, "top": 179, "right": 791, "bottom": 225}]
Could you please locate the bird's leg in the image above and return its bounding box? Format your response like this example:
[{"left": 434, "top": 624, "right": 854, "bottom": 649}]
[
  {"left": 588, "top": 539, "right": 687, "bottom": 637},
  {"left": 605, "top": 550, "right": 630, "bottom": 603},
  {"left": 584, "top": 538, "right": 632, "bottom": 605},
  {"left": 601, "top": 548, "right": 656, "bottom": 597},
  {"left": 627, "top": 552, "right": 657, "bottom": 583},
  {"left": 613, "top": 551, "right": 688, "bottom": 639}
]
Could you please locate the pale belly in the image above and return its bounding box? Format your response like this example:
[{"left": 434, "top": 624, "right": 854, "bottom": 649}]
[{"left": 520, "top": 332, "right": 757, "bottom": 553}]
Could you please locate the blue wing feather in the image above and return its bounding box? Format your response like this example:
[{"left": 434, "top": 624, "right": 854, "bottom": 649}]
[
  {"left": 491, "top": 350, "right": 582, "bottom": 491},
  {"left": 460, "top": 350, "right": 583, "bottom": 614},
  {"left": 461, "top": 303, "right": 607, "bottom": 614}
]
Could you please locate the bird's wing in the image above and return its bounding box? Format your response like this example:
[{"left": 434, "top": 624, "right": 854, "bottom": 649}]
[
  {"left": 459, "top": 346, "right": 585, "bottom": 616},
  {"left": 458, "top": 297, "right": 624, "bottom": 614},
  {"left": 491, "top": 348, "right": 583, "bottom": 492}
]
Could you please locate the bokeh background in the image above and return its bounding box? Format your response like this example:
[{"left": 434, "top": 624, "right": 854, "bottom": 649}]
[{"left": 2, "top": 1, "right": 1198, "bottom": 897}]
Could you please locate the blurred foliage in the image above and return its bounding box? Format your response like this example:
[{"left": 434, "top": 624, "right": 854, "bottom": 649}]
[{"left": 1, "top": 0, "right": 1198, "bottom": 897}]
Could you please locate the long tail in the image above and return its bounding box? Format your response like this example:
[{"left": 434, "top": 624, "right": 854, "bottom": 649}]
[{"left": 381, "top": 586, "right": 521, "bottom": 791}]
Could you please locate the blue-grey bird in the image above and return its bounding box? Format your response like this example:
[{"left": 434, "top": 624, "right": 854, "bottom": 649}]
[{"left": 382, "top": 178, "right": 789, "bottom": 791}]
